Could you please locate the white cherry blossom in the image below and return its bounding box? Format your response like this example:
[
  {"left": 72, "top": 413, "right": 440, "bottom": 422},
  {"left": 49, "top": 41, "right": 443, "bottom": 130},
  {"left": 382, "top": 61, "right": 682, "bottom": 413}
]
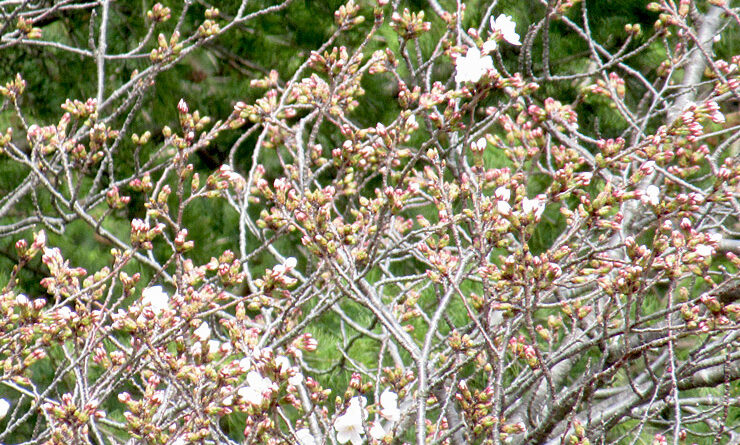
[
  {"left": 0, "top": 398, "right": 9, "bottom": 418},
  {"left": 482, "top": 39, "right": 498, "bottom": 54},
  {"left": 238, "top": 357, "right": 251, "bottom": 372},
  {"left": 521, "top": 196, "right": 546, "bottom": 219},
  {"left": 491, "top": 14, "right": 521, "bottom": 46},
  {"left": 472, "top": 137, "right": 487, "bottom": 151},
  {"left": 495, "top": 186, "right": 511, "bottom": 201},
  {"left": 275, "top": 355, "right": 291, "bottom": 371},
  {"left": 207, "top": 339, "right": 221, "bottom": 353},
  {"left": 238, "top": 371, "right": 275, "bottom": 406},
  {"left": 194, "top": 321, "right": 211, "bottom": 341},
  {"left": 497, "top": 200, "right": 512, "bottom": 216},
  {"left": 369, "top": 421, "right": 386, "bottom": 440},
  {"left": 643, "top": 185, "right": 660, "bottom": 206},
  {"left": 694, "top": 244, "right": 714, "bottom": 257},
  {"left": 190, "top": 342, "right": 203, "bottom": 356},
  {"left": 379, "top": 389, "right": 401, "bottom": 422},
  {"left": 296, "top": 428, "right": 317, "bottom": 445},
  {"left": 289, "top": 372, "right": 304, "bottom": 386},
  {"left": 455, "top": 47, "right": 493, "bottom": 83},
  {"left": 141, "top": 286, "right": 169, "bottom": 314},
  {"left": 334, "top": 396, "right": 367, "bottom": 445}
]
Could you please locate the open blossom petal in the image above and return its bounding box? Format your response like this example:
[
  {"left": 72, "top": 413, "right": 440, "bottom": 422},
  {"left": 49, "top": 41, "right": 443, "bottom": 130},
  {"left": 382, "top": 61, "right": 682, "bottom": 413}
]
[
  {"left": 694, "top": 244, "right": 714, "bottom": 257},
  {"left": 495, "top": 186, "right": 511, "bottom": 201},
  {"left": 289, "top": 372, "right": 304, "bottom": 386},
  {"left": 207, "top": 339, "right": 221, "bottom": 353},
  {"left": 482, "top": 39, "right": 498, "bottom": 54},
  {"left": 455, "top": 47, "right": 494, "bottom": 83},
  {"left": 141, "top": 286, "right": 169, "bottom": 314},
  {"left": 379, "top": 389, "right": 401, "bottom": 422},
  {"left": 643, "top": 185, "right": 660, "bottom": 206},
  {"left": 238, "top": 357, "right": 251, "bottom": 372},
  {"left": 335, "top": 396, "right": 367, "bottom": 445},
  {"left": 369, "top": 421, "right": 386, "bottom": 440},
  {"left": 275, "top": 355, "right": 291, "bottom": 372},
  {"left": 194, "top": 321, "right": 211, "bottom": 341},
  {"left": 521, "top": 196, "right": 546, "bottom": 219},
  {"left": 491, "top": 14, "right": 521, "bottom": 45},
  {"left": 238, "top": 371, "right": 275, "bottom": 405},
  {"left": 296, "top": 429, "right": 317, "bottom": 445},
  {"left": 497, "top": 200, "right": 512, "bottom": 216},
  {"left": 0, "top": 398, "right": 9, "bottom": 418},
  {"left": 474, "top": 137, "right": 487, "bottom": 151}
]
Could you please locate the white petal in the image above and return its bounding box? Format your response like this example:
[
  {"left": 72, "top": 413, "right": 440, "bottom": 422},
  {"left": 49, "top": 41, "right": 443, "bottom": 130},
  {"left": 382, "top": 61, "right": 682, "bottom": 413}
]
[
  {"left": 497, "top": 200, "right": 512, "bottom": 215},
  {"left": 296, "top": 429, "right": 317, "bottom": 445},
  {"left": 482, "top": 39, "right": 498, "bottom": 54},
  {"left": 0, "top": 398, "right": 10, "bottom": 418},
  {"left": 193, "top": 322, "right": 211, "bottom": 341},
  {"left": 289, "top": 372, "right": 304, "bottom": 386},
  {"left": 370, "top": 421, "right": 386, "bottom": 440},
  {"left": 142, "top": 286, "right": 169, "bottom": 314},
  {"left": 694, "top": 244, "right": 714, "bottom": 257},
  {"left": 495, "top": 186, "right": 511, "bottom": 201}
]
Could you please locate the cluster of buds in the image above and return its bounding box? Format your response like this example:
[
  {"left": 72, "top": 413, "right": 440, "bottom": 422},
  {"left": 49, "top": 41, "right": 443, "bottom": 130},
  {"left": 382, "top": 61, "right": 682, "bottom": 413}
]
[
  {"left": 390, "top": 9, "right": 431, "bottom": 39},
  {"left": 299, "top": 73, "right": 362, "bottom": 117},
  {"left": 419, "top": 241, "right": 459, "bottom": 282},
  {"left": 16, "top": 16, "right": 42, "bottom": 39},
  {"left": 567, "top": 419, "right": 589, "bottom": 445},
  {"left": 117, "top": 376, "right": 175, "bottom": 442},
  {"left": 418, "top": 81, "right": 448, "bottom": 109},
  {"left": 61, "top": 98, "right": 98, "bottom": 120},
  {"left": 204, "top": 165, "right": 246, "bottom": 195},
  {"left": 493, "top": 115, "right": 545, "bottom": 163},
  {"left": 130, "top": 219, "right": 166, "bottom": 250},
  {"left": 584, "top": 72, "right": 626, "bottom": 100},
  {"left": 198, "top": 16, "right": 221, "bottom": 38},
  {"left": 508, "top": 335, "right": 540, "bottom": 369},
  {"left": 150, "top": 31, "right": 182, "bottom": 63},
  {"left": 305, "top": 376, "right": 331, "bottom": 404},
  {"left": 381, "top": 367, "right": 415, "bottom": 398},
  {"left": 255, "top": 257, "right": 298, "bottom": 293},
  {"left": 146, "top": 3, "right": 171, "bottom": 22},
  {"left": 0, "top": 73, "right": 26, "bottom": 100},
  {"left": 173, "top": 229, "right": 194, "bottom": 253},
  {"left": 334, "top": 0, "right": 365, "bottom": 29},
  {"left": 175, "top": 99, "right": 212, "bottom": 147},
  {"left": 447, "top": 330, "right": 475, "bottom": 353},
  {"left": 39, "top": 248, "right": 87, "bottom": 299},
  {"left": 680, "top": 303, "right": 701, "bottom": 330},
  {"left": 106, "top": 186, "right": 131, "bottom": 210},
  {"left": 455, "top": 380, "right": 497, "bottom": 438},
  {"left": 215, "top": 252, "right": 245, "bottom": 287},
  {"left": 41, "top": 394, "right": 104, "bottom": 441},
  {"left": 291, "top": 333, "right": 318, "bottom": 354},
  {"left": 671, "top": 104, "right": 712, "bottom": 143},
  {"left": 543, "top": 97, "right": 579, "bottom": 131},
  {"left": 395, "top": 290, "right": 421, "bottom": 324},
  {"left": 368, "top": 48, "right": 398, "bottom": 75},
  {"left": 561, "top": 299, "right": 593, "bottom": 321},
  {"left": 226, "top": 101, "right": 249, "bottom": 129},
  {"left": 146, "top": 184, "right": 171, "bottom": 217},
  {"left": 88, "top": 122, "right": 118, "bottom": 151},
  {"left": 129, "top": 173, "right": 153, "bottom": 192},
  {"left": 15, "top": 229, "right": 46, "bottom": 263},
  {"left": 26, "top": 120, "right": 67, "bottom": 156},
  {"left": 249, "top": 70, "right": 280, "bottom": 90}
]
